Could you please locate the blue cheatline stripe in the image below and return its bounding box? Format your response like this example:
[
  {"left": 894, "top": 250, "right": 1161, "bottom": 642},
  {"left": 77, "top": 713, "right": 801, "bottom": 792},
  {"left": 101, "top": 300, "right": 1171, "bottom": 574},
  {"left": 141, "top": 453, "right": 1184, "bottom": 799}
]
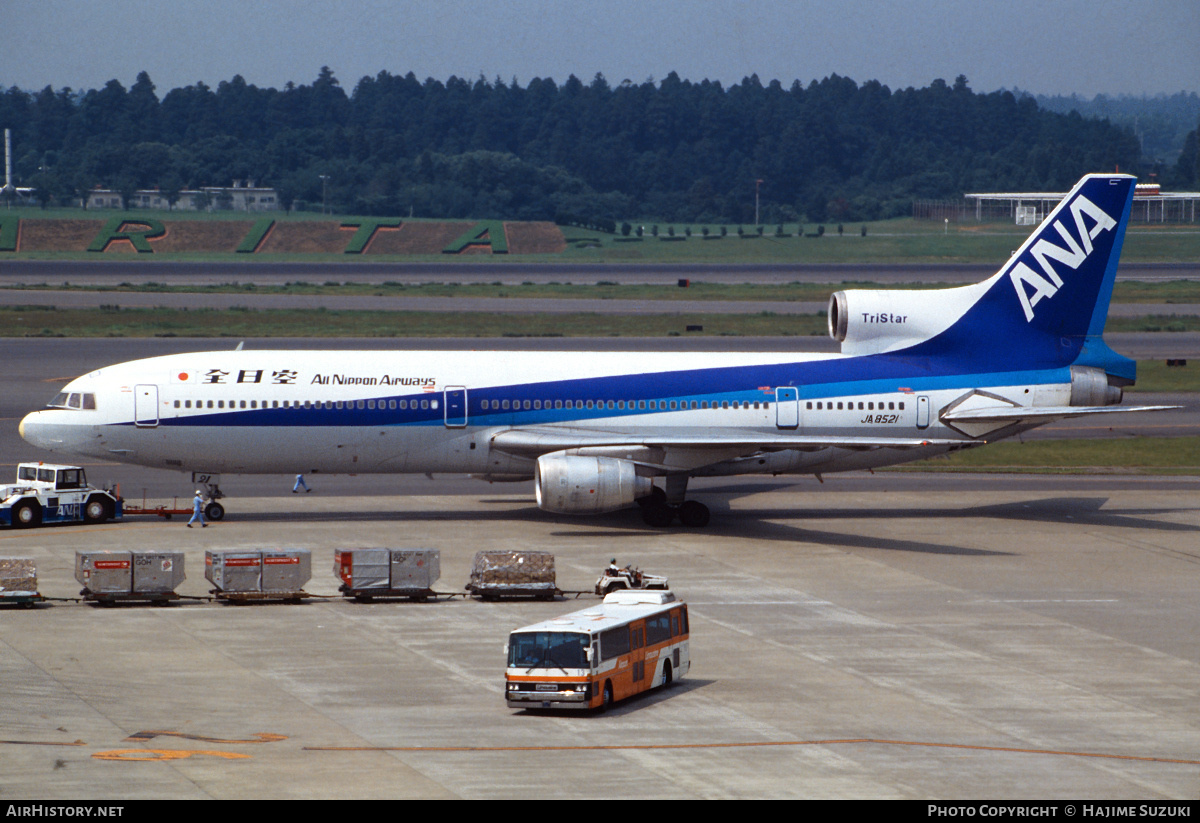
[{"left": 145, "top": 358, "right": 1072, "bottom": 429}]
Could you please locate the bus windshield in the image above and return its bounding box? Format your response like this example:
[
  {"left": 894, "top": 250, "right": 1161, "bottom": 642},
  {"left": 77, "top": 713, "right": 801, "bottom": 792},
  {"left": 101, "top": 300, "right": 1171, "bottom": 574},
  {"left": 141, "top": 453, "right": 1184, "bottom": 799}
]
[{"left": 508, "top": 631, "right": 589, "bottom": 670}]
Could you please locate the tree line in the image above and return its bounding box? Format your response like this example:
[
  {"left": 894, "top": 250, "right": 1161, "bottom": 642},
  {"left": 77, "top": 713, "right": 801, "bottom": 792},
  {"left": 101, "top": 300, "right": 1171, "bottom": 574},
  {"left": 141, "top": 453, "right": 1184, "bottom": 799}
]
[{"left": 1, "top": 67, "right": 1196, "bottom": 223}]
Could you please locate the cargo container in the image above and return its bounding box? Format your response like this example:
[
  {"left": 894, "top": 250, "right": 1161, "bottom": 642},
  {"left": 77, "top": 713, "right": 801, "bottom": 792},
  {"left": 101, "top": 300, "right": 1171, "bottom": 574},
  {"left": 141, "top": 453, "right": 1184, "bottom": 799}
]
[
  {"left": 335, "top": 549, "right": 441, "bottom": 601},
  {"left": 75, "top": 550, "right": 185, "bottom": 604},
  {"left": 262, "top": 549, "right": 311, "bottom": 592},
  {"left": 206, "top": 549, "right": 311, "bottom": 602}
]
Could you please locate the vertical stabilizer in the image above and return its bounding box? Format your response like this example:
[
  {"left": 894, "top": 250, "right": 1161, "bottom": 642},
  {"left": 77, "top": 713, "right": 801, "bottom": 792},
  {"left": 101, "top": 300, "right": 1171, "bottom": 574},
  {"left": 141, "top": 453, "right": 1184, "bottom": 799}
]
[{"left": 900, "top": 174, "right": 1136, "bottom": 375}]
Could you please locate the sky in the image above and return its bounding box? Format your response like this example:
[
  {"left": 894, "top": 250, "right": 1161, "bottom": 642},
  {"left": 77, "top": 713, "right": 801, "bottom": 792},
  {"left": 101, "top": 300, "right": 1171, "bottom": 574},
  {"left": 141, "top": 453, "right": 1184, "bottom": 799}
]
[{"left": 3, "top": 0, "right": 1198, "bottom": 99}]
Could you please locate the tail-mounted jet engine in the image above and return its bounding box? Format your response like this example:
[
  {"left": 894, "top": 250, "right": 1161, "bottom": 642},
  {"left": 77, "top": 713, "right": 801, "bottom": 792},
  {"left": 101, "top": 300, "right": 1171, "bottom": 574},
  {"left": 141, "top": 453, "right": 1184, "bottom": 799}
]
[
  {"left": 1069, "top": 365, "right": 1123, "bottom": 406},
  {"left": 828, "top": 287, "right": 977, "bottom": 355}
]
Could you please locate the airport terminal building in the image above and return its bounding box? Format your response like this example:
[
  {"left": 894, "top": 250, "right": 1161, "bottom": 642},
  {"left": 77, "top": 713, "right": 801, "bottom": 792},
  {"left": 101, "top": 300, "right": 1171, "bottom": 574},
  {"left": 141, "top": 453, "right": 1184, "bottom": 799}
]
[
  {"left": 84, "top": 180, "right": 279, "bottom": 212},
  {"left": 916, "top": 183, "right": 1200, "bottom": 223}
]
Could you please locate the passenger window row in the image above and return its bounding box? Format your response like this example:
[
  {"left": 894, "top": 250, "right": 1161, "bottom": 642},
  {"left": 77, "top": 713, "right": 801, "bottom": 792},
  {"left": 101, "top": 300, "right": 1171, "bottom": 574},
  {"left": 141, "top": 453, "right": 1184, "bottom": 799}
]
[
  {"left": 479, "top": 398, "right": 770, "bottom": 411},
  {"left": 807, "top": 399, "right": 906, "bottom": 411},
  {"left": 173, "top": 398, "right": 439, "bottom": 411},
  {"left": 170, "top": 396, "right": 775, "bottom": 413}
]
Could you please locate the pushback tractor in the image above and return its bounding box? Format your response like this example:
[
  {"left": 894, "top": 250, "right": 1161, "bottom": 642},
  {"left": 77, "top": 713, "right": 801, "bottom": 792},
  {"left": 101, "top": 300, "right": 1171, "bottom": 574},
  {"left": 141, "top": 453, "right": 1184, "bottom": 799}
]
[{"left": 0, "top": 463, "right": 121, "bottom": 528}]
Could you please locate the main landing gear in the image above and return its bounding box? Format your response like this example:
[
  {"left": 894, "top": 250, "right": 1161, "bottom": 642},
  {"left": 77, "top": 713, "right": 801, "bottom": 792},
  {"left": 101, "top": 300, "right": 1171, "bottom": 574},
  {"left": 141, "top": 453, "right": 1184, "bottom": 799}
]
[
  {"left": 637, "top": 476, "right": 710, "bottom": 528},
  {"left": 195, "top": 475, "right": 226, "bottom": 522}
]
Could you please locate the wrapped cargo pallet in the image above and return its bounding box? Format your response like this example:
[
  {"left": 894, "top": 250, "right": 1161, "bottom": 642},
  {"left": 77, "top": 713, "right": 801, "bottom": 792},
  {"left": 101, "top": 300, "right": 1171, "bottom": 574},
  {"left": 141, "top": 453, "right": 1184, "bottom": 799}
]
[
  {"left": 0, "top": 557, "right": 38, "bottom": 597},
  {"left": 467, "top": 550, "right": 556, "bottom": 600}
]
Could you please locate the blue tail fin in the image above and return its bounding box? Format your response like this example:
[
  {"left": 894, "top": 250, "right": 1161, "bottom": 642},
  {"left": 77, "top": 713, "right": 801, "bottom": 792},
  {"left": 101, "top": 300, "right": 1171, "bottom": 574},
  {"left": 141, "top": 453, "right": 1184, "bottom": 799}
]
[
  {"left": 1002, "top": 173, "right": 1134, "bottom": 340},
  {"left": 908, "top": 174, "right": 1136, "bottom": 378}
]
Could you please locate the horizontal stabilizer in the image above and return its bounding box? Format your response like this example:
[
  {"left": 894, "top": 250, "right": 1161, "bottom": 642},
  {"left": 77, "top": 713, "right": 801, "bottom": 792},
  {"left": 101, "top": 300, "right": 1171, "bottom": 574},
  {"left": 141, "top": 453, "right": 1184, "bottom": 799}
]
[{"left": 941, "top": 404, "right": 1180, "bottom": 425}]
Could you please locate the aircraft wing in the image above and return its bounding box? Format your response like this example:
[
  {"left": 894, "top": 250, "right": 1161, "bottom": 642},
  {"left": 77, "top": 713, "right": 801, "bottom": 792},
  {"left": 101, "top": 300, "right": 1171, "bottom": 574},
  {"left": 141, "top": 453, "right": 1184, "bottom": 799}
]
[{"left": 490, "top": 426, "right": 968, "bottom": 472}]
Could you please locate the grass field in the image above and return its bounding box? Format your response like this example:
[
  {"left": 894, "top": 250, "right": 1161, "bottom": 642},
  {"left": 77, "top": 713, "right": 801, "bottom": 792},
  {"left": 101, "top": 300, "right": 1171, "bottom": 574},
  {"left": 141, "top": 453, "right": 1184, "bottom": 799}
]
[
  {"left": 0, "top": 305, "right": 832, "bottom": 339},
  {"left": 891, "top": 436, "right": 1200, "bottom": 474},
  {"left": 4, "top": 278, "right": 1200, "bottom": 304},
  {"left": 557, "top": 223, "right": 1200, "bottom": 266},
  {"left": 5, "top": 209, "right": 1199, "bottom": 264}
]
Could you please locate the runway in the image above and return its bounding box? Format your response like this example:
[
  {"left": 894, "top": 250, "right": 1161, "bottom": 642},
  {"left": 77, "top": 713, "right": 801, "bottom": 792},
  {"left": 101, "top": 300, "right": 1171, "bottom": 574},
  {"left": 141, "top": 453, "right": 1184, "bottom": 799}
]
[{"left": 0, "top": 287, "right": 1195, "bottom": 319}]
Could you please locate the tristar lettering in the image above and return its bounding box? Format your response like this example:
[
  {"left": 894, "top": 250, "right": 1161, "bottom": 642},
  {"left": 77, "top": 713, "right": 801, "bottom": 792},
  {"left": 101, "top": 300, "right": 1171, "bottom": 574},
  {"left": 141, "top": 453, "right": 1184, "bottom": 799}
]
[
  {"left": 1008, "top": 193, "right": 1118, "bottom": 322},
  {"left": 860, "top": 313, "right": 907, "bottom": 324}
]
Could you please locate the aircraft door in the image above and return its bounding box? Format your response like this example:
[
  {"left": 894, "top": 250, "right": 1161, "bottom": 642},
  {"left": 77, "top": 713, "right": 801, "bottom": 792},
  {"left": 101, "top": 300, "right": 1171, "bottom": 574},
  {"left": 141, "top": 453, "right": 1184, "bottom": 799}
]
[
  {"left": 134, "top": 384, "right": 159, "bottom": 427},
  {"left": 444, "top": 386, "right": 468, "bottom": 427},
  {"left": 916, "top": 396, "right": 930, "bottom": 429},
  {"left": 775, "top": 387, "right": 799, "bottom": 429}
]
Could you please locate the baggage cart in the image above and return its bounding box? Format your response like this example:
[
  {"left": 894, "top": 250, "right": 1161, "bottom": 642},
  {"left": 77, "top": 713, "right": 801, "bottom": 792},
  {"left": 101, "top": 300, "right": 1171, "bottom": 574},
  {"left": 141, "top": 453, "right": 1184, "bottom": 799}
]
[
  {"left": 75, "top": 550, "right": 185, "bottom": 605},
  {"left": 335, "top": 549, "right": 441, "bottom": 601},
  {"left": 206, "top": 549, "right": 311, "bottom": 604},
  {"left": 467, "top": 550, "right": 558, "bottom": 600},
  {"left": 0, "top": 557, "right": 44, "bottom": 607}
]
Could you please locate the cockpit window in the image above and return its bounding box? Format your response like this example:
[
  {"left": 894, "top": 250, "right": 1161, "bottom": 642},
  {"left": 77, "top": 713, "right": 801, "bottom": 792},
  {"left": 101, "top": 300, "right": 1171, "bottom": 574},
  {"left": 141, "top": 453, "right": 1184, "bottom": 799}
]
[{"left": 47, "top": 392, "right": 96, "bottom": 410}]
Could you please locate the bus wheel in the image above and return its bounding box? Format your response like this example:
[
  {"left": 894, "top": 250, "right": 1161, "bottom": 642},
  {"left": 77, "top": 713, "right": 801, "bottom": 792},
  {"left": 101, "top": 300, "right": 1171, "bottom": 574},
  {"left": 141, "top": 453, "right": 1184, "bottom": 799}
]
[
  {"left": 662, "top": 661, "right": 673, "bottom": 688},
  {"left": 600, "top": 681, "right": 614, "bottom": 713}
]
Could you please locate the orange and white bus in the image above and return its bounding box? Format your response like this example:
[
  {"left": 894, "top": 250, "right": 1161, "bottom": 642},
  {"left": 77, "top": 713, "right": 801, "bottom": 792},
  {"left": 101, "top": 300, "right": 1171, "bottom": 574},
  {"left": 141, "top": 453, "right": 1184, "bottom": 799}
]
[{"left": 505, "top": 590, "right": 689, "bottom": 711}]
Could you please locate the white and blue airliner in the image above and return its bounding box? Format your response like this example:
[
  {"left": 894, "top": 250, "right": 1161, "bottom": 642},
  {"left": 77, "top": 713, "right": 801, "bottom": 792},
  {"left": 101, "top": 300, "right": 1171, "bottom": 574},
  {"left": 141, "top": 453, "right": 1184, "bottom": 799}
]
[{"left": 19, "top": 174, "right": 1173, "bottom": 526}]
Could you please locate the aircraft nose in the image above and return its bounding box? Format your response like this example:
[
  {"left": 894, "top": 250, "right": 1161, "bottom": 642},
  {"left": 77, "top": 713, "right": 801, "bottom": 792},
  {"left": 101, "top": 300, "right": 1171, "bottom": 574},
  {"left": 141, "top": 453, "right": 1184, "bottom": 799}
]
[{"left": 19, "top": 411, "right": 59, "bottom": 450}]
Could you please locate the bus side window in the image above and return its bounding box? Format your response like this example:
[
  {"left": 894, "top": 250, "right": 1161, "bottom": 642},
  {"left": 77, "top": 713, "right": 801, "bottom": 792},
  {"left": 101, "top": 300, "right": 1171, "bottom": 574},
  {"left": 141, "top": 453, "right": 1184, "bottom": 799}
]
[
  {"left": 646, "top": 614, "right": 671, "bottom": 645},
  {"left": 599, "top": 626, "right": 630, "bottom": 661}
]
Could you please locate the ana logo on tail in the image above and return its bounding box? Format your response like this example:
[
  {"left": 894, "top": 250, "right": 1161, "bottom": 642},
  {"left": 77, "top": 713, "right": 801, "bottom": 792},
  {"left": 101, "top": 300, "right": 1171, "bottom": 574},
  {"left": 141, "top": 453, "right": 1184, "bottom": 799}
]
[{"left": 1008, "top": 193, "right": 1118, "bottom": 322}]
